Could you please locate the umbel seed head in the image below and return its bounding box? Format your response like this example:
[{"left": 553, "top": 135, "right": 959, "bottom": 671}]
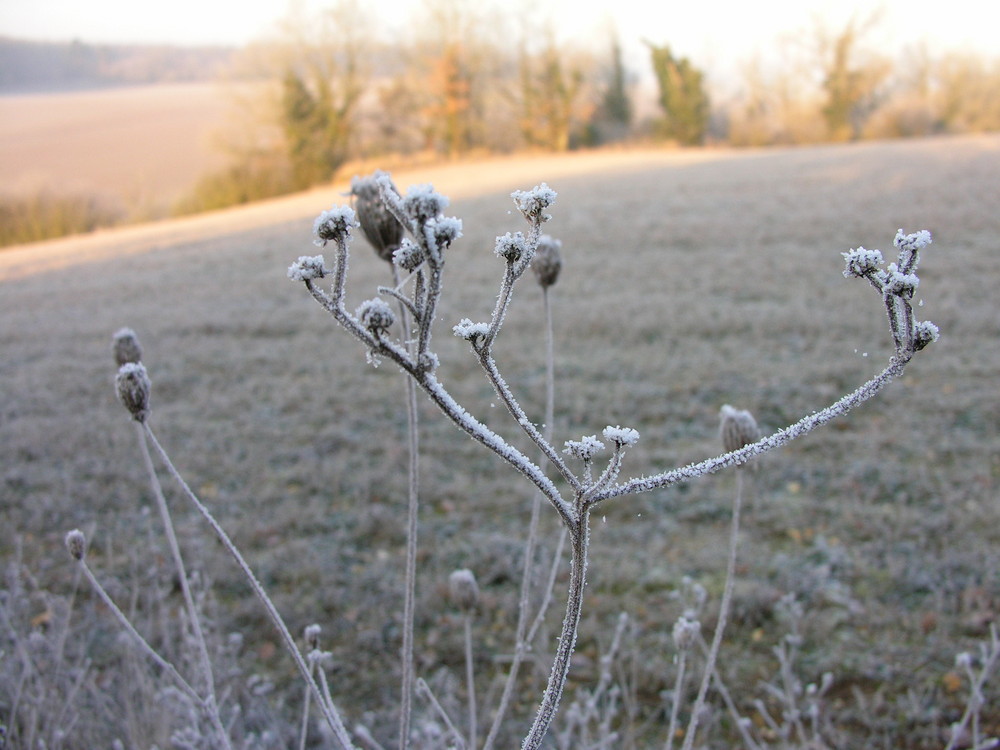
[
  {"left": 720, "top": 404, "right": 760, "bottom": 463},
  {"left": 116, "top": 363, "right": 151, "bottom": 422},
  {"left": 448, "top": 569, "right": 479, "bottom": 613},
  {"left": 531, "top": 235, "right": 562, "bottom": 288},
  {"left": 352, "top": 172, "right": 405, "bottom": 263},
  {"left": 111, "top": 328, "right": 142, "bottom": 366},
  {"left": 65, "top": 529, "right": 87, "bottom": 560}
]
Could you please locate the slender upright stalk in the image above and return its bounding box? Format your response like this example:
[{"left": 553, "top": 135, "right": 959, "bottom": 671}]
[
  {"left": 681, "top": 469, "right": 745, "bottom": 750},
  {"left": 521, "top": 514, "right": 589, "bottom": 750},
  {"left": 134, "top": 422, "right": 231, "bottom": 750},
  {"left": 483, "top": 286, "right": 559, "bottom": 749},
  {"left": 395, "top": 265, "right": 421, "bottom": 750}
]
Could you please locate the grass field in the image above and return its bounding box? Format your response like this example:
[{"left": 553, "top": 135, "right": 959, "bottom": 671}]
[
  {"left": 0, "top": 82, "right": 234, "bottom": 214},
  {"left": 2, "top": 134, "right": 999, "bottom": 747}
]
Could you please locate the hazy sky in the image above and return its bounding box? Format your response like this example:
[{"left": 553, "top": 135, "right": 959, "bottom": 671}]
[{"left": 2, "top": 0, "right": 997, "bottom": 78}]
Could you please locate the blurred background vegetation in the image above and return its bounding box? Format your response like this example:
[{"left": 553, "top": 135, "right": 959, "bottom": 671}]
[{"left": 2, "top": 0, "right": 999, "bottom": 245}]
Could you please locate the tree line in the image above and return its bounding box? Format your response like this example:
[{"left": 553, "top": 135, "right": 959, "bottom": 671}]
[{"left": 182, "top": 1, "right": 1000, "bottom": 210}]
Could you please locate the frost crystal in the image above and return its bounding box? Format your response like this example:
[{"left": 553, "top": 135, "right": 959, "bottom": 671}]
[
  {"left": 882, "top": 262, "right": 919, "bottom": 297},
  {"left": 563, "top": 435, "right": 605, "bottom": 461},
  {"left": 603, "top": 425, "right": 640, "bottom": 447},
  {"left": 313, "top": 206, "right": 357, "bottom": 246},
  {"left": 427, "top": 216, "right": 463, "bottom": 248},
  {"left": 913, "top": 320, "right": 940, "bottom": 350},
  {"left": 894, "top": 228, "right": 932, "bottom": 254},
  {"left": 393, "top": 239, "right": 425, "bottom": 272},
  {"left": 842, "top": 246, "right": 883, "bottom": 278},
  {"left": 672, "top": 616, "right": 701, "bottom": 651},
  {"left": 403, "top": 184, "right": 448, "bottom": 223},
  {"left": 287, "top": 255, "right": 327, "bottom": 282},
  {"left": 511, "top": 183, "right": 557, "bottom": 222},
  {"left": 453, "top": 319, "right": 490, "bottom": 343},
  {"left": 356, "top": 298, "right": 395, "bottom": 335},
  {"left": 494, "top": 232, "right": 531, "bottom": 263}
]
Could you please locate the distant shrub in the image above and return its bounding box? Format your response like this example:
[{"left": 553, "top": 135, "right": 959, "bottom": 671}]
[
  {"left": 0, "top": 189, "right": 122, "bottom": 247},
  {"left": 173, "top": 155, "right": 297, "bottom": 215}
]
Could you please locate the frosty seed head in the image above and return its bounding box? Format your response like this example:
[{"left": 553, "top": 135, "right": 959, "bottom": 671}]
[
  {"left": 448, "top": 569, "right": 479, "bottom": 613},
  {"left": 913, "top": 320, "right": 940, "bottom": 351},
  {"left": 427, "top": 216, "right": 463, "bottom": 250},
  {"left": 563, "top": 435, "right": 606, "bottom": 462},
  {"left": 111, "top": 328, "right": 142, "bottom": 366},
  {"left": 603, "top": 425, "right": 640, "bottom": 448},
  {"left": 351, "top": 172, "right": 405, "bottom": 263},
  {"left": 402, "top": 184, "right": 448, "bottom": 224},
  {"left": 356, "top": 298, "right": 395, "bottom": 336},
  {"left": 304, "top": 623, "right": 322, "bottom": 650},
  {"left": 719, "top": 404, "right": 760, "bottom": 455},
  {"left": 313, "top": 206, "right": 357, "bottom": 247},
  {"left": 531, "top": 235, "right": 562, "bottom": 288},
  {"left": 65, "top": 529, "right": 87, "bottom": 561},
  {"left": 842, "top": 246, "right": 883, "bottom": 279},
  {"left": 672, "top": 615, "right": 700, "bottom": 651},
  {"left": 115, "top": 362, "right": 151, "bottom": 422},
  {"left": 287, "top": 255, "right": 326, "bottom": 282},
  {"left": 511, "top": 183, "right": 557, "bottom": 223},
  {"left": 494, "top": 232, "right": 530, "bottom": 263},
  {"left": 393, "top": 238, "right": 425, "bottom": 272}
]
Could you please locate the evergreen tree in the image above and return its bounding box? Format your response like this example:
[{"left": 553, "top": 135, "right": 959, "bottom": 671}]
[{"left": 647, "top": 42, "right": 710, "bottom": 146}]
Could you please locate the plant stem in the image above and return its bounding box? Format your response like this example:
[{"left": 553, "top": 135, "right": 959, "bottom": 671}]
[
  {"left": 521, "top": 514, "right": 589, "bottom": 750},
  {"left": 396, "top": 264, "right": 421, "bottom": 750},
  {"left": 681, "top": 469, "right": 745, "bottom": 750}
]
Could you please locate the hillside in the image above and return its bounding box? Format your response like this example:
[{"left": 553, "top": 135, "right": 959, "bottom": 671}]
[{"left": 2, "top": 136, "right": 999, "bottom": 746}]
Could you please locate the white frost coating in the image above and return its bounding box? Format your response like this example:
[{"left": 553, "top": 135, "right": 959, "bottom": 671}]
[
  {"left": 313, "top": 206, "right": 357, "bottom": 246},
  {"left": 894, "top": 228, "right": 932, "bottom": 253},
  {"left": 453, "top": 319, "right": 490, "bottom": 341},
  {"left": 842, "top": 246, "right": 883, "bottom": 278},
  {"left": 287, "top": 255, "right": 327, "bottom": 281},
  {"left": 511, "top": 183, "right": 557, "bottom": 221},
  {"left": 883, "top": 263, "right": 919, "bottom": 296},
  {"left": 427, "top": 216, "right": 463, "bottom": 246},
  {"left": 402, "top": 184, "right": 448, "bottom": 222},
  {"left": 602, "top": 425, "right": 640, "bottom": 447},
  {"left": 563, "top": 435, "right": 606, "bottom": 461}
]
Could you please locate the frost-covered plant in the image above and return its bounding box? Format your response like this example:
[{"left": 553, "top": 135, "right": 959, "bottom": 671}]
[{"left": 286, "top": 175, "right": 939, "bottom": 748}]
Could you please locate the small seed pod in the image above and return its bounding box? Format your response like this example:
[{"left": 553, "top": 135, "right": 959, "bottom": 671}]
[
  {"left": 719, "top": 404, "right": 760, "bottom": 454},
  {"left": 65, "top": 529, "right": 87, "bottom": 561},
  {"left": 672, "top": 615, "right": 700, "bottom": 651},
  {"left": 356, "top": 298, "right": 395, "bottom": 336},
  {"left": 304, "top": 623, "right": 322, "bottom": 650},
  {"left": 111, "top": 328, "right": 142, "bottom": 366},
  {"left": 531, "top": 235, "right": 562, "bottom": 288},
  {"left": 116, "top": 362, "right": 151, "bottom": 422},
  {"left": 448, "top": 569, "right": 479, "bottom": 613},
  {"left": 352, "top": 173, "right": 405, "bottom": 263}
]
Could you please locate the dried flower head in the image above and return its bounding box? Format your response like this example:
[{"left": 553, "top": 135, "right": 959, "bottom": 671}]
[
  {"left": 402, "top": 184, "right": 448, "bottom": 224},
  {"left": 603, "top": 425, "right": 640, "bottom": 448},
  {"left": 287, "top": 255, "right": 326, "bottom": 282},
  {"left": 65, "top": 529, "right": 87, "bottom": 560},
  {"left": 352, "top": 172, "right": 405, "bottom": 263},
  {"left": 719, "top": 404, "right": 760, "bottom": 455},
  {"left": 913, "top": 320, "right": 940, "bottom": 351},
  {"left": 313, "top": 206, "right": 357, "bottom": 247},
  {"left": 531, "top": 235, "right": 562, "bottom": 288},
  {"left": 393, "top": 238, "right": 425, "bottom": 272},
  {"left": 448, "top": 569, "right": 479, "bottom": 613},
  {"left": 842, "top": 246, "right": 884, "bottom": 279},
  {"left": 672, "top": 616, "right": 701, "bottom": 651},
  {"left": 115, "top": 362, "right": 151, "bottom": 422},
  {"left": 111, "top": 327, "right": 142, "bottom": 366},
  {"left": 356, "top": 298, "right": 395, "bottom": 336},
  {"left": 563, "top": 435, "right": 606, "bottom": 462},
  {"left": 494, "top": 232, "right": 530, "bottom": 263},
  {"left": 304, "top": 623, "right": 322, "bottom": 650},
  {"left": 511, "top": 183, "right": 557, "bottom": 223}
]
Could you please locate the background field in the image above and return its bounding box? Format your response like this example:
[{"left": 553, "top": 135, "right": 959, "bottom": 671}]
[
  {"left": 0, "top": 82, "right": 233, "bottom": 214},
  {"left": 2, "top": 135, "right": 999, "bottom": 746}
]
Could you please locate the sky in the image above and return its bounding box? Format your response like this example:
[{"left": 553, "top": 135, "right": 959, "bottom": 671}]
[{"left": 2, "top": 0, "right": 998, "bottom": 81}]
